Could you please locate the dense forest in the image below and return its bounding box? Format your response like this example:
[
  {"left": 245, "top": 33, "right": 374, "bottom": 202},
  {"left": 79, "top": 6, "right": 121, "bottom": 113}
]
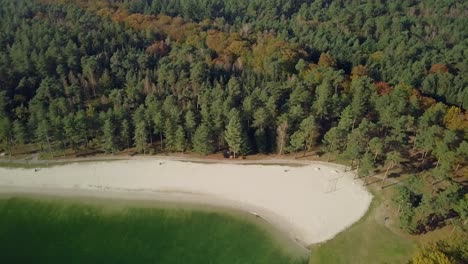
[{"left": 0, "top": 0, "right": 467, "bottom": 262}]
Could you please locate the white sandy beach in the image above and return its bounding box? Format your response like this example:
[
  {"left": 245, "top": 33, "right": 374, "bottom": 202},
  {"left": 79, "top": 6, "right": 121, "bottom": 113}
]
[{"left": 0, "top": 158, "right": 372, "bottom": 246}]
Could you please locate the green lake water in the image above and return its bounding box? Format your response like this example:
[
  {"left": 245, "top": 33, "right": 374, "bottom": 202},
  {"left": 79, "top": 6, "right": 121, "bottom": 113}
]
[{"left": 0, "top": 196, "right": 307, "bottom": 264}]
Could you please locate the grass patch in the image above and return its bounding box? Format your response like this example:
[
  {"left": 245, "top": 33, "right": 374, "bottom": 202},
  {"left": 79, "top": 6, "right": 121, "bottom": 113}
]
[
  {"left": 0, "top": 197, "right": 306, "bottom": 264},
  {"left": 308, "top": 188, "right": 417, "bottom": 264}
]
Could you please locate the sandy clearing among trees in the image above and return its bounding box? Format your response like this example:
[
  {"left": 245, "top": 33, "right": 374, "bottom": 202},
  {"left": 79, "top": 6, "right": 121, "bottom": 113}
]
[{"left": 0, "top": 159, "right": 372, "bottom": 246}]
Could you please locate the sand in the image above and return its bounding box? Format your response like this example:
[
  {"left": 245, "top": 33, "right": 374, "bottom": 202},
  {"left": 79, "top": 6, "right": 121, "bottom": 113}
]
[{"left": 0, "top": 158, "right": 372, "bottom": 246}]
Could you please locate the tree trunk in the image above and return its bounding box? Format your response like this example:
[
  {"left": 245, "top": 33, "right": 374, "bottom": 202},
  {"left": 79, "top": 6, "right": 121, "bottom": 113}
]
[
  {"left": 455, "top": 163, "right": 460, "bottom": 172},
  {"left": 381, "top": 162, "right": 392, "bottom": 189},
  {"left": 160, "top": 132, "right": 163, "bottom": 150},
  {"left": 46, "top": 135, "right": 52, "bottom": 153},
  {"left": 431, "top": 177, "right": 437, "bottom": 195},
  {"left": 327, "top": 152, "right": 331, "bottom": 162},
  {"left": 373, "top": 152, "right": 378, "bottom": 161},
  {"left": 450, "top": 225, "right": 457, "bottom": 236},
  {"left": 363, "top": 173, "right": 368, "bottom": 186},
  {"left": 307, "top": 140, "right": 312, "bottom": 153},
  {"left": 278, "top": 138, "right": 284, "bottom": 155},
  {"left": 294, "top": 151, "right": 297, "bottom": 159},
  {"left": 149, "top": 127, "right": 153, "bottom": 146},
  {"left": 7, "top": 141, "right": 12, "bottom": 161}
]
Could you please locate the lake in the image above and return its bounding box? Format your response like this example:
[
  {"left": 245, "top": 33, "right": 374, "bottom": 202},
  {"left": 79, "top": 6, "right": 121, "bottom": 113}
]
[{"left": 0, "top": 195, "right": 307, "bottom": 264}]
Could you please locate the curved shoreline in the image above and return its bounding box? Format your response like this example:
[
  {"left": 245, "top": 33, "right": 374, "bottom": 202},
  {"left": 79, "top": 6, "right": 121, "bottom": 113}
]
[
  {"left": 0, "top": 186, "right": 310, "bottom": 257},
  {"left": 0, "top": 153, "right": 345, "bottom": 168},
  {"left": 0, "top": 158, "right": 373, "bottom": 248}
]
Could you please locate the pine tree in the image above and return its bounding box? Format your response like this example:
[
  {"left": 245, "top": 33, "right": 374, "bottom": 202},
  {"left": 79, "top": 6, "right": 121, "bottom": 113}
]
[
  {"left": 300, "top": 115, "right": 318, "bottom": 154},
  {"left": 134, "top": 121, "right": 147, "bottom": 154},
  {"left": 349, "top": 76, "right": 375, "bottom": 128},
  {"left": 224, "top": 110, "right": 243, "bottom": 158},
  {"left": 323, "top": 127, "right": 345, "bottom": 161},
  {"left": 174, "top": 125, "right": 186, "bottom": 152},
  {"left": 121, "top": 119, "right": 131, "bottom": 149},
  {"left": 289, "top": 130, "right": 305, "bottom": 159},
  {"left": 133, "top": 105, "right": 147, "bottom": 154},
  {"left": 74, "top": 111, "right": 88, "bottom": 148},
  {"left": 368, "top": 137, "right": 384, "bottom": 161},
  {"left": 153, "top": 110, "right": 164, "bottom": 149},
  {"left": 164, "top": 119, "right": 176, "bottom": 151},
  {"left": 184, "top": 110, "right": 197, "bottom": 141},
  {"left": 63, "top": 115, "right": 76, "bottom": 149},
  {"left": 312, "top": 81, "right": 332, "bottom": 120},
  {"left": 193, "top": 123, "right": 214, "bottom": 155},
  {"left": 0, "top": 116, "right": 11, "bottom": 156},
  {"left": 276, "top": 114, "right": 289, "bottom": 155},
  {"left": 359, "top": 152, "right": 375, "bottom": 185},
  {"left": 102, "top": 117, "right": 117, "bottom": 153},
  {"left": 36, "top": 119, "right": 52, "bottom": 152},
  {"left": 12, "top": 120, "right": 26, "bottom": 145},
  {"left": 455, "top": 141, "right": 468, "bottom": 172},
  {"left": 381, "top": 151, "right": 402, "bottom": 189}
]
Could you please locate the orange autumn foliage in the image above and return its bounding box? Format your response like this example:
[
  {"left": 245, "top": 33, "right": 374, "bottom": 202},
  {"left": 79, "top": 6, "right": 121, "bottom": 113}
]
[
  {"left": 318, "top": 53, "right": 336, "bottom": 68},
  {"left": 375, "top": 81, "right": 393, "bottom": 95},
  {"left": 205, "top": 30, "right": 229, "bottom": 54},
  {"left": 430, "top": 63, "right": 449, "bottom": 74},
  {"left": 106, "top": 8, "right": 199, "bottom": 43},
  {"left": 227, "top": 40, "right": 249, "bottom": 57},
  {"left": 410, "top": 89, "right": 437, "bottom": 109},
  {"left": 146, "top": 41, "right": 170, "bottom": 57},
  {"left": 250, "top": 34, "right": 305, "bottom": 74},
  {"left": 444, "top": 106, "right": 468, "bottom": 131},
  {"left": 351, "top": 65, "right": 369, "bottom": 78}
]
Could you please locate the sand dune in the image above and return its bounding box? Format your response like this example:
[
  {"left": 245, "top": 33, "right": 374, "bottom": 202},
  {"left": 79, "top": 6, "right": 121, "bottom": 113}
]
[{"left": 0, "top": 158, "right": 372, "bottom": 246}]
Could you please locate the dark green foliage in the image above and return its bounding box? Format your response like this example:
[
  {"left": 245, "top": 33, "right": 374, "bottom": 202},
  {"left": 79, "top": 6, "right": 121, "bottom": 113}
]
[
  {"left": 394, "top": 178, "right": 422, "bottom": 233},
  {"left": 11, "top": 120, "right": 26, "bottom": 145},
  {"left": 133, "top": 105, "right": 148, "bottom": 154},
  {"left": 0, "top": 0, "right": 466, "bottom": 240},
  {"left": 184, "top": 110, "right": 197, "bottom": 140},
  {"left": 102, "top": 115, "right": 118, "bottom": 153},
  {"left": 121, "top": 119, "right": 132, "bottom": 149},
  {"left": 289, "top": 130, "right": 305, "bottom": 158},
  {"left": 394, "top": 176, "right": 465, "bottom": 235},
  {"left": 174, "top": 125, "right": 186, "bottom": 152},
  {"left": 359, "top": 152, "right": 375, "bottom": 179},
  {"left": 193, "top": 124, "right": 214, "bottom": 155},
  {"left": 224, "top": 109, "right": 243, "bottom": 158},
  {"left": 0, "top": 116, "right": 11, "bottom": 154}
]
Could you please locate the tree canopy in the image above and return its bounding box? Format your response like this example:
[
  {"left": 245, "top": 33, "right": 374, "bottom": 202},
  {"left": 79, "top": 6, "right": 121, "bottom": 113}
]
[{"left": 0, "top": 1, "right": 466, "bottom": 255}]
